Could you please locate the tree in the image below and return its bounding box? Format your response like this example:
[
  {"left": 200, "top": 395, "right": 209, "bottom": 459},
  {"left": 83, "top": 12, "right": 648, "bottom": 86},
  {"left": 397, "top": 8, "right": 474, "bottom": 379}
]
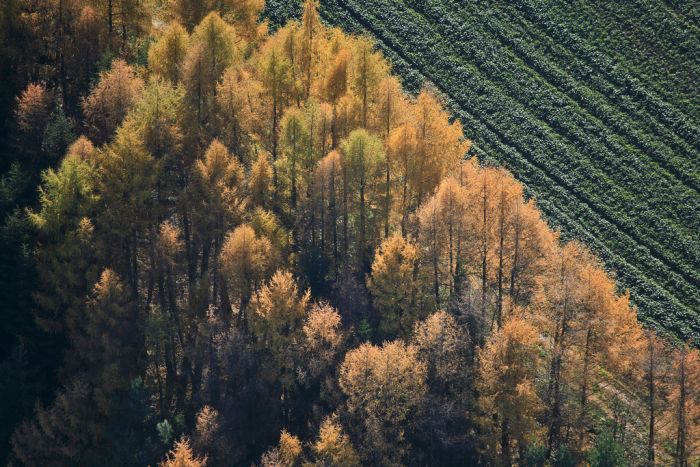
[
  {"left": 413, "top": 310, "right": 469, "bottom": 390},
  {"left": 258, "top": 44, "right": 293, "bottom": 195},
  {"left": 477, "top": 316, "right": 543, "bottom": 466},
  {"left": 98, "top": 122, "right": 159, "bottom": 295},
  {"left": 260, "top": 430, "right": 302, "bottom": 467},
  {"left": 367, "top": 234, "right": 425, "bottom": 338},
  {"left": 411, "top": 90, "right": 469, "bottom": 208},
  {"left": 15, "top": 82, "right": 52, "bottom": 168},
  {"left": 339, "top": 129, "right": 385, "bottom": 271},
  {"left": 339, "top": 340, "right": 427, "bottom": 465},
  {"left": 160, "top": 436, "right": 207, "bottom": 467},
  {"left": 250, "top": 270, "right": 310, "bottom": 394},
  {"left": 587, "top": 431, "right": 626, "bottom": 467},
  {"left": 372, "top": 76, "right": 407, "bottom": 237},
  {"left": 416, "top": 177, "right": 472, "bottom": 307},
  {"left": 192, "top": 405, "right": 230, "bottom": 465},
  {"left": 182, "top": 12, "right": 241, "bottom": 144},
  {"left": 216, "top": 67, "right": 255, "bottom": 161},
  {"left": 323, "top": 48, "right": 350, "bottom": 148},
  {"left": 30, "top": 149, "right": 98, "bottom": 335},
  {"left": 309, "top": 414, "right": 360, "bottom": 467},
  {"left": 302, "top": 302, "right": 344, "bottom": 379},
  {"left": 72, "top": 269, "right": 142, "bottom": 412},
  {"left": 279, "top": 107, "right": 310, "bottom": 212},
  {"left": 219, "top": 224, "right": 275, "bottom": 320},
  {"left": 11, "top": 378, "right": 104, "bottom": 466},
  {"left": 216, "top": 0, "right": 265, "bottom": 42},
  {"left": 639, "top": 330, "right": 672, "bottom": 466},
  {"left": 249, "top": 152, "right": 274, "bottom": 209},
  {"left": 666, "top": 345, "right": 700, "bottom": 466},
  {"left": 539, "top": 242, "right": 590, "bottom": 456},
  {"left": 190, "top": 139, "right": 246, "bottom": 290},
  {"left": 351, "top": 37, "right": 387, "bottom": 128},
  {"left": 126, "top": 78, "right": 185, "bottom": 167},
  {"left": 387, "top": 123, "right": 420, "bottom": 235},
  {"left": 148, "top": 22, "right": 190, "bottom": 83},
  {"left": 41, "top": 107, "right": 75, "bottom": 162},
  {"left": 313, "top": 150, "right": 343, "bottom": 279},
  {"left": 300, "top": 0, "right": 320, "bottom": 100},
  {"left": 412, "top": 310, "right": 472, "bottom": 462},
  {"left": 82, "top": 59, "right": 144, "bottom": 145}
]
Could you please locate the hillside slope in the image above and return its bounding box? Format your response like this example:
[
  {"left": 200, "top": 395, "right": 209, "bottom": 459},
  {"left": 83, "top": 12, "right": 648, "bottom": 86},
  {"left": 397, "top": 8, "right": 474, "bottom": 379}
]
[{"left": 265, "top": 0, "right": 700, "bottom": 340}]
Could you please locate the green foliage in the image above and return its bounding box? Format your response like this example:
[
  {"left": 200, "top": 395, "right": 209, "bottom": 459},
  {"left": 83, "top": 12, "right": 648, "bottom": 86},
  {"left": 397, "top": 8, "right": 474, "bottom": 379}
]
[
  {"left": 553, "top": 445, "right": 577, "bottom": 467},
  {"left": 520, "top": 443, "right": 547, "bottom": 467},
  {"left": 157, "top": 419, "right": 174, "bottom": 446},
  {"left": 587, "top": 431, "right": 626, "bottom": 467},
  {"left": 41, "top": 108, "right": 75, "bottom": 163}
]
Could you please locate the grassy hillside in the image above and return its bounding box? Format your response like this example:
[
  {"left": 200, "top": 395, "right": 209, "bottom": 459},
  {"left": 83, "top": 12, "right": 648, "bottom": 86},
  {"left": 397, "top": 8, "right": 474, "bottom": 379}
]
[{"left": 266, "top": 0, "right": 700, "bottom": 341}]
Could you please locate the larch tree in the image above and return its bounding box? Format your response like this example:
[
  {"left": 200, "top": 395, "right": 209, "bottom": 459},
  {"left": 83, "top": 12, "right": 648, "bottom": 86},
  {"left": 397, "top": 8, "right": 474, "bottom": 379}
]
[
  {"left": 417, "top": 177, "right": 472, "bottom": 307},
  {"left": 15, "top": 82, "right": 53, "bottom": 168},
  {"left": 73, "top": 268, "right": 141, "bottom": 412},
  {"left": 215, "top": 67, "right": 255, "bottom": 162},
  {"left": 309, "top": 414, "right": 360, "bottom": 467},
  {"left": 302, "top": 302, "right": 345, "bottom": 380},
  {"left": 339, "top": 129, "right": 385, "bottom": 271},
  {"left": 323, "top": 47, "right": 350, "bottom": 148},
  {"left": 387, "top": 123, "right": 420, "bottom": 235},
  {"left": 638, "top": 330, "right": 672, "bottom": 466},
  {"left": 190, "top": 139, "right": 246, "bottom": 290},
  {"left": 259, "top": 430, "right": 302, "bottom": 467},
  {"left": 538, "top": 241, "right": 590, "bottom": 457},
  {"left": 97, "top": 121, "right": 159, "bottom": 296},
  {"left": 249, "top": 152, "right": 274, "bottom": 210},
  {"left": 279, "top": 107, "right": 310, "bottom": 213},
  {"left": 339, "top": 340, "right": 427, "bottom": 465},
  {"left": 412, "top": 310, "right": 472, "bottom": 462},
  {"left": 411, "top": 89, "right": 469, "bottom": 209},
  {"left": 367, "top": 234, "right": 426, "bottom": 338},
  {"left": 30, "top": 146, "right": 98, "bottom": 335},
  {"left": 313, "top": 150, "right": 343, "bottom": 278},
  {"left": 413, "top": 310, "right": 469, "bottom": 392},
  {"left": 477, "top": 316, "right": 543, "bottom": 466},
  {"left": 215, "top": 0, "right": 265, "bottom": 42},
  {"left": 160, "top": 436, "right": 207, "bottom": 467},
  {"left": 148, "top": 21, "right": 190, "bottom": 84},
  {"left": 373, "top": 76, "right": 408, "bottom": 237},
  {"left": 182, "top": 12, "right": 241, "bottom": 146},
  {"left": 249, "top": 270, "right": 310, "bottom": 421},
  {"left": 258, "top": 43, "right": 293, "bottom": 196},
  {"left": 10, "top": 378, "right": 104, "bottom": 466},
  {"left": 300, "top": 0, "right": 321, "bottom": 100},
  {"left": 666, "top": 345, "right": 700, "bottom": 466},
  {"left": 351, "top": 37, "right": 387, "bottom": 128},
  {"left": 82, "top": 59, "right": 144, "bottom": 145},
  {"left": 219, "top": 224, "right": 276, "bottom": 322}
]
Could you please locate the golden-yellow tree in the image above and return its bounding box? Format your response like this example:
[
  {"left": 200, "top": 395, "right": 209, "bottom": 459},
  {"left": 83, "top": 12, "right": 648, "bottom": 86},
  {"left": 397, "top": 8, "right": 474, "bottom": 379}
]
[{"left": 477, "top": 316, "right": 543, "bottom": 465}]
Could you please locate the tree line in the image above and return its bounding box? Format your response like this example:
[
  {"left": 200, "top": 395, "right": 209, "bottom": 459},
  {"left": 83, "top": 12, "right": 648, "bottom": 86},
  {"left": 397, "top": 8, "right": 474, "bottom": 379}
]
[{"left": 0, "top": 0, "right": 698, "bottom": 465}]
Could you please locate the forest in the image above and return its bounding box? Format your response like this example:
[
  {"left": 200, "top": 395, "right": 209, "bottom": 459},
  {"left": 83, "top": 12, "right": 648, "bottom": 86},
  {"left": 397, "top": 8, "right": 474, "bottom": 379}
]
[
  {"left": 0, "top": 0, "right": 698, "bottom": 465},
  {"left": 264, "top": 0, "right": 700, "bottom": 342}
]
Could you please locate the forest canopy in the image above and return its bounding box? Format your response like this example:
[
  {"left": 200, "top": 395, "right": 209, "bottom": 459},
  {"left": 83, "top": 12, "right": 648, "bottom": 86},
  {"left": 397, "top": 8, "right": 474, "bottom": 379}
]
[{"left": 0, "top": 0, "right": 698, "bottom": 466}]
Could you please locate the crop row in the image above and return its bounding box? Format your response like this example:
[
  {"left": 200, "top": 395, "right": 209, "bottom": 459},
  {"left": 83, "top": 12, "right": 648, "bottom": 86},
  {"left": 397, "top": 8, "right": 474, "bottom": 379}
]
[
  {"left": 319, "top": 0, "right": 700, "bottom": 339},
  {"left": 436, "top": 0, "right": 700, "bottom": 192},
  {"left": 406, "top": 0, "right": 700, "bottom": 260},
  {"left": 322, "top": 0, "right": 700, "bottom": 300},
  {"left": 539, "top": 0, "right": 700, "bottom": 120},
  {"left": 509, "top": 0, "right": 700, "bottom": 147}
]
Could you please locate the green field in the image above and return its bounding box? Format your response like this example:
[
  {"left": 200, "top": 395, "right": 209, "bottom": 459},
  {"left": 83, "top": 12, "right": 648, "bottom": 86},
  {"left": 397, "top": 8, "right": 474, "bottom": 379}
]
[{"left": 265, "top": 0, "right": 700, "bottom": 340}]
